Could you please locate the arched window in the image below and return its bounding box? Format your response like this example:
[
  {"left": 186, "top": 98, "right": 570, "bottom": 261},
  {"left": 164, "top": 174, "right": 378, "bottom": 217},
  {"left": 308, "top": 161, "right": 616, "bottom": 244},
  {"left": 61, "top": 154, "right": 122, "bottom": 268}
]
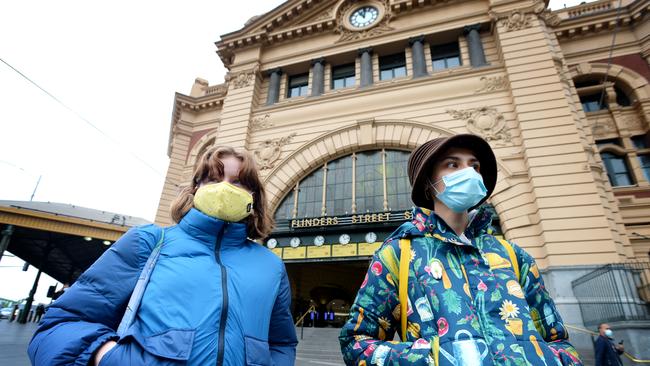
[
  {"left": 274, "top": 149, "right": 413, "bottom": 221},
  {"left": 597, "top": 139, "right": 634, "bottom": 187},
  {"left": 574, "top": 77, "right": 634, "bottom": 112}
]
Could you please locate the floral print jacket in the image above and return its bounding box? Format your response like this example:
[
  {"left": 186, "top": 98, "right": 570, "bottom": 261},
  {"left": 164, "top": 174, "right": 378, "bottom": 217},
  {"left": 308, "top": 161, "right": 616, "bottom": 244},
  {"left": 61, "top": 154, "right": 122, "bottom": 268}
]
[{"left": 340, "top": 206, "right": 583, "bottom": 366}]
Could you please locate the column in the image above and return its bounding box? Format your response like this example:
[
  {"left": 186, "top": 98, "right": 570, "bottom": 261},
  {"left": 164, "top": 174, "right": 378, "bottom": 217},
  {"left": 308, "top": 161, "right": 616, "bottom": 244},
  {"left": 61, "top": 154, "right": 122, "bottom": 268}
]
[
  {"left": 464, "top": 24, "right": 488, "bottom": 67},
  {"left": 266, "top": 68, "right": 282, "bottom": 105},
  {"left": 409, "top": 36, "right": 428, "bottom": 78},
  {"left": 0, "top": 225, "right": 14, "bottom": 263},
  {"left": 311, "top": 58, "right": 325, "bottom": 97},
  {"left": 358, "top": 47, "right": 373, "bottom": 88}
]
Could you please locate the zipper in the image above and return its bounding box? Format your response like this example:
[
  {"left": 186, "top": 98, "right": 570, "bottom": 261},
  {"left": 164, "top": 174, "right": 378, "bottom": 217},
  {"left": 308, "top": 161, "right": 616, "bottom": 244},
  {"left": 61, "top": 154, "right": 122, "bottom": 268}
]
[{"left": 215, "top": 224, "right": 228, "bottom": 366}]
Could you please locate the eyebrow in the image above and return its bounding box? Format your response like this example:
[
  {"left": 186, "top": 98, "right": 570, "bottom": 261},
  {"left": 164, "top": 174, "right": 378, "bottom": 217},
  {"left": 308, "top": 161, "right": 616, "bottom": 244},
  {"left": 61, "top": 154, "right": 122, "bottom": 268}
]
[{"left": 441, "top": 155, "right": 479, "bottom": 163}]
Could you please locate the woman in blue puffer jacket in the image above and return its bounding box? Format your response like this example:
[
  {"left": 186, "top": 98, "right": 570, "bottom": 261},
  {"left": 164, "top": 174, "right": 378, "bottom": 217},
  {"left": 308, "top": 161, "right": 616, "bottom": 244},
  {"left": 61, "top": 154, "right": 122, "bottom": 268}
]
[{"left": 28, "top": 146, "right": 298, "bottom": 366}]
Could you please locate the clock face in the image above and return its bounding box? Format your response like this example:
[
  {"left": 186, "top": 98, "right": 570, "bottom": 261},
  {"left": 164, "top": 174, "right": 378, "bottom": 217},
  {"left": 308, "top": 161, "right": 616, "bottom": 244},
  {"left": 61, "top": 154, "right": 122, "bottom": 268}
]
[
  {"left": 314, "top": 235, "right": 325, "bottom": 246},
  {"left": 349, "top": 6, "right": 379, "bottom": 29},
  {"left": 267, "top": 238, "right": 277, "bottom": 249},
  {"left": 339, "top": 233, "right": 351, "bottom": 245},
  {"left": 290, "top": 237, "right": 301, "bottom": 248},
  {"left": 365, "top": 232, "right": 377, "bottom": 244}
]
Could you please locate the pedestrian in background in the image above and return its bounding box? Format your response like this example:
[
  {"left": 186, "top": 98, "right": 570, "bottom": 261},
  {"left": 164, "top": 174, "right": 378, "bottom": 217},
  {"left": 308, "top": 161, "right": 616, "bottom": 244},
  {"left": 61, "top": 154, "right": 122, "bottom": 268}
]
[
  {"left": 28, "top": 146, "right": 297, "bottom": 366},
  {"left": 595, "top": 323, "right": 624, "bottom": 366}
]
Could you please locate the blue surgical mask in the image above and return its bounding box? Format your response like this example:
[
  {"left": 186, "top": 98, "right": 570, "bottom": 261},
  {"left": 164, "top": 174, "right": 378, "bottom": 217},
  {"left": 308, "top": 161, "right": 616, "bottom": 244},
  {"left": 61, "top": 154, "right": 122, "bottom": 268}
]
[
  {"left": 605, "top": 329, "right": 613, "bottom": 338},
  {"left": 433, "top": 167, "right": 487, "bottom": 212}
]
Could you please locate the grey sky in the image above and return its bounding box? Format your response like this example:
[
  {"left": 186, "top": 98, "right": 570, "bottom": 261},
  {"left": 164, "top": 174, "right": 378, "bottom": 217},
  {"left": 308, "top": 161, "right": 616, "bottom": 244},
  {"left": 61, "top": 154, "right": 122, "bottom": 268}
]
[{"left": 0, "top": 0, "right": 590, "bottom": 303}]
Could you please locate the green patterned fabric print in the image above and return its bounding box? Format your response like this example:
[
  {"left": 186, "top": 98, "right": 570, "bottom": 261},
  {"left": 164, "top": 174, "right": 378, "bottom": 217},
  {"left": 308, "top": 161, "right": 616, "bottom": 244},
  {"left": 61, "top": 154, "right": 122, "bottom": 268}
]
[{"left": 339, "top": 206, "right": 583, "bottom": 366}]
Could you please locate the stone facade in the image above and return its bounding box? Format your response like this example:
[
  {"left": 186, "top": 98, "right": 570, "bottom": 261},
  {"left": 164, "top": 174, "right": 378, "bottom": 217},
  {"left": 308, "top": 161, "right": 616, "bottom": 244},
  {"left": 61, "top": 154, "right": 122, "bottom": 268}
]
[{"left": 156, "top": 0, "right": 650, "bottom": 357}]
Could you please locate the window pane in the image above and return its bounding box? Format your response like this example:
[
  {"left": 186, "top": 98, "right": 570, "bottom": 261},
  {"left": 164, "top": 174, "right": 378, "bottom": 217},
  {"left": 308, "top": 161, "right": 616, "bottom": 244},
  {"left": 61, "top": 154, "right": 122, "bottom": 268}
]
[
  {"left": 379, "top": 53, "right": 406, "bottom": 81},
  {"left": 394, "top": 66, "right": 407, "bottom": 78},
  {"left": 632, "top": 134, "right": 649, "bottom": 149},
  {"left": 297, "top": 168, "right": 324, "bottom": 217},
  {"left": 288, "top": 73, "right": 308, "bottom": 98},
  {"left": 602, "top": 152, "right": 633, "bottom": 187},
  {"left": 385, "top": 150, "right": 413, "bottom": 211},
  {"left": 333, "top": 79, "right": 345, "bottom": 89},
  {"left": 326, "top": 156, "right": 353, "bottom": 216},
  {"left": 274, "top": 192, "right": 294, "bottom": 221},
  {"left": 431, "top": 42, "right": 461, "bottom": 71},
  {"left": 580, "top": 93, "right": 607, "bottom": 111},
  {"left": 432, "top": 59, "right": 446, "bottom": 71},
  {"left": 356, "top": 151, "right": 384, "bottom": 213},
  {"left": 344, "top": 75, "right": 355, "bottom": 87},
  {"left": 447, "top": 57, "right": 461, "bottom": 68}
]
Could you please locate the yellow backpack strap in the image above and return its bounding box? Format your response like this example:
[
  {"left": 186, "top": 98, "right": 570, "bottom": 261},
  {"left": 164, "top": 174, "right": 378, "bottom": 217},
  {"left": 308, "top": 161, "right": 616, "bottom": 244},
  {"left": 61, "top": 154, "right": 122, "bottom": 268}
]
[
  {"left": 499, "top": 239, "right": 520, "bottom": 283},
  {"left": 399, "top": 238, "right": 411, "bottom": 341}
]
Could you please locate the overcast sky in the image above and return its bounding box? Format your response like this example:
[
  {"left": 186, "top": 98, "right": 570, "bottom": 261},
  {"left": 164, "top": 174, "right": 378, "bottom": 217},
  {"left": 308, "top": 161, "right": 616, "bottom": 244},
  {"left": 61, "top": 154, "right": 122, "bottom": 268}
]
[{"left": 0, "top": 0, "right": 589, "bottom": 304}]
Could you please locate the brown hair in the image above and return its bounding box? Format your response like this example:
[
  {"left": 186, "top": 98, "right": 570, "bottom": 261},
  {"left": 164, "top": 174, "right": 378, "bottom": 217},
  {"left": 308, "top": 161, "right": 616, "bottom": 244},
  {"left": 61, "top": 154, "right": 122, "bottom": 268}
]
[{"left": 170, "top": 146, "right": 274, "bottom": 239}]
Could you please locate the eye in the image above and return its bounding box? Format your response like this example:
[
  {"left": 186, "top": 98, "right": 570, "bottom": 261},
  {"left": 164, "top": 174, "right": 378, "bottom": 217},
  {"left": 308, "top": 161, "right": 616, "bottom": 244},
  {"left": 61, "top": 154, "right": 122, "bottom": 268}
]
[
  {"left": 445, "top": 161, "right": 458, "bottom": 169},
  {"left": 472, "top": 163, "right": 481, "bottom": 172}
]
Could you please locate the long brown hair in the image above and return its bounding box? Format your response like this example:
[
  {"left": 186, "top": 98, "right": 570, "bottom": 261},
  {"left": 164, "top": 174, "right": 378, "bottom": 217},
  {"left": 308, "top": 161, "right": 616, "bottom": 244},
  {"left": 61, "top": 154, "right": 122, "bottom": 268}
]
[{"left": 170, "top": 146, "right": 274, "bottom": 239}]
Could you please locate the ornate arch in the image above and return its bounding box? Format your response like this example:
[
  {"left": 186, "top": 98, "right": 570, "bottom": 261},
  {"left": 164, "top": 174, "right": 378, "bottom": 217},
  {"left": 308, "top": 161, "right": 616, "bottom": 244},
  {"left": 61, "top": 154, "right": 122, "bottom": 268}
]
[
  {"left": 186, "top": 131, "right": 218, "bottom": 166},
  {"left": 570, "top": 62, "right": 650, "bottom": 101},
  {"left": 263, "top": 119, "right": 515, "bottom": 212}
]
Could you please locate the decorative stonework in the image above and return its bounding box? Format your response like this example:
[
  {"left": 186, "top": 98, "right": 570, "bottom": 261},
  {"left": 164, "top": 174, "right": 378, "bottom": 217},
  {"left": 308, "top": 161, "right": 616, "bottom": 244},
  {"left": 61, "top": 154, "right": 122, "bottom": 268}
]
[
  {"left": 335, "top": 0, "right": 394, "bottom": 43},
  {"left": 251, "top": 114, "right": 273, "bottom": 130},
  {"left": 225, "top": 64, "right": 260, "bottom": 89},
  {"left": 475, "top": 76, "right": 509, "bottom": 93},
  {"left": 446, "top": 106, "right": 512, "bottom": 145},
  {"left": 254, "top": 133, "right": 297, "bottom": 170},
  {"left": 591, "top": 117, "right": 618, "bottom": 138},
  {"left": 623, "top": 115, "right": 643, "bottom": 130},
  {"left": 489, "top": 0, "right": 560, "bottom": 32},
  {"left": 503, "top": 11, "right": 530, "bottom": 31}
]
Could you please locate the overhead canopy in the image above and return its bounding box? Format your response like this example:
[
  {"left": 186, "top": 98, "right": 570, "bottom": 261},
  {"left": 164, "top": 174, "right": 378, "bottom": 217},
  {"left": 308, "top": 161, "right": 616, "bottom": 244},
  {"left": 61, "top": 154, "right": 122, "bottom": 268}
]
[{"left": 0, "top": 200, "right": 150, "bottom": 284}]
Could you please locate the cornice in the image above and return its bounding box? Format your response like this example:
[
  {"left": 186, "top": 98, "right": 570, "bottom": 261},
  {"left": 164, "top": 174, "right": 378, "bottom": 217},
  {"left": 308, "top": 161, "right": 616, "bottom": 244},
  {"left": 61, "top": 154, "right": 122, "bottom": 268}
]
[{"left": 553, "top": 0, "right": 649, "bottom": 39}]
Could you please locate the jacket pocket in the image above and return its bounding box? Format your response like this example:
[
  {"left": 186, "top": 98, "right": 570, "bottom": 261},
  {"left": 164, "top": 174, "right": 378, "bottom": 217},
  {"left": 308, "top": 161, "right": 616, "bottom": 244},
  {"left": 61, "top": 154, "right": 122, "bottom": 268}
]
[
  {"left": 138, "top": 328, "right": 195, "bottom": 360},
  {"left": 245, "top": 335, "right": 272, "bottom": 366}
]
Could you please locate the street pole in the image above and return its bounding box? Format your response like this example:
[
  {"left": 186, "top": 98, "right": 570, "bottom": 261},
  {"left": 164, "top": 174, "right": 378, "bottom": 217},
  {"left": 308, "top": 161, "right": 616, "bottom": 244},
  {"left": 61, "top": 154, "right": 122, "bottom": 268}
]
[{"left": 18, "top": 246, "right": 50, "bottom": 324}]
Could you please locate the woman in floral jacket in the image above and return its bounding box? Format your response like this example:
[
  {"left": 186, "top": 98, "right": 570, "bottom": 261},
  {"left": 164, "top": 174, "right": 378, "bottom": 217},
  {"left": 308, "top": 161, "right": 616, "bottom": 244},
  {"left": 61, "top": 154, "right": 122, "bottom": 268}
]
[{"left": 340, "top": 134, "right": 582, "bottom": 366}]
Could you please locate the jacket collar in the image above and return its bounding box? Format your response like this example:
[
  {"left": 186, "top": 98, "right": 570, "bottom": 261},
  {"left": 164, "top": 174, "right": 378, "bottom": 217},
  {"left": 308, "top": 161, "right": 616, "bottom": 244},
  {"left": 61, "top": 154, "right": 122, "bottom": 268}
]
[
  {"left": 178, "top": 208, "right": 248, "bottom": 248},
  {"left": 410, "top": 205, "right": 493, "bottom": 246}
]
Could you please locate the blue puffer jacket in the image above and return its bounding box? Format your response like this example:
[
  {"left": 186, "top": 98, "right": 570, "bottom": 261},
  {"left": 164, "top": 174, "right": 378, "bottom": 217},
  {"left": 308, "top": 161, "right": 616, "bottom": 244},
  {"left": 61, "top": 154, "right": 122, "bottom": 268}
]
[{"left": 28, "top": 208, "right": 297, "bottom": 366}]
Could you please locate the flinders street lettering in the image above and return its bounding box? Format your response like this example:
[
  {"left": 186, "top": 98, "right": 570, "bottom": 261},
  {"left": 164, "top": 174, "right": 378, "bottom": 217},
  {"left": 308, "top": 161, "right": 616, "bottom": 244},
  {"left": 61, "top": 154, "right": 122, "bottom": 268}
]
[{"left": 290, "top": 211, "right": 413, "bottom": 228}]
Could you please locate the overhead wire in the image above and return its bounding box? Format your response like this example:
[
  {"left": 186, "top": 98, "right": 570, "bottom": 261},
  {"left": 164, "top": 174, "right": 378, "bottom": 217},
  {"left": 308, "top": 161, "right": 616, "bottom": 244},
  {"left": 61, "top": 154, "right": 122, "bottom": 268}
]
[{"left": 0, "top": 57, "right": 177, "bottom": 187}]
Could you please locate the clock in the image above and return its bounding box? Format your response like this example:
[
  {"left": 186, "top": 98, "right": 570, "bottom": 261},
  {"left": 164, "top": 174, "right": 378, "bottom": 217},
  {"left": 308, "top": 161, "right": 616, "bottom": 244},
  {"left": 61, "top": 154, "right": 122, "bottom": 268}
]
[
  {"left": 349, "top": 6, "right": 379, "bottom": 29},
  {"left": 365, "top": 232, "right": 377, "bottom": 244},
  {"left": 266, "top": 238, "right": 277, "bottom": 249},
  {"left": 339, "top": 233, "right": 351, "bottom": 245},
  {"left": 290, "top": 237, "right": 301, "bottom": 248},
  {"left": 314, "top": 235, "right": 325, "bottom": 246}
]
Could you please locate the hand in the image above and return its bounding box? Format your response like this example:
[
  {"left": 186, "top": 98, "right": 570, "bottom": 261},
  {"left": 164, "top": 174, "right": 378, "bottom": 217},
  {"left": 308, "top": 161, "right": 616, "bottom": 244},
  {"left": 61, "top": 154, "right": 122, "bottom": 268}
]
[
  {"left": 93, "top": 340, "right": 117, "bottom": 366},
  {"left": 615, "top": 344, "right": 624, "bottom": 352}
]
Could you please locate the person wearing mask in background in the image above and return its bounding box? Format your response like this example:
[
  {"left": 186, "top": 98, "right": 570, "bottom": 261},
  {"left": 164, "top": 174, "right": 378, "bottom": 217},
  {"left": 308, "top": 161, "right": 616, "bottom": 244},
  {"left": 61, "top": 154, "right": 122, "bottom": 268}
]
[
  {"left": 595, "top": 323, "right": 624, "bottom": 366},
  {"left": 28, "top": 146, "right": 297, "bottom": 366},
  {"left": 340, "top": 134, "right": 583, "bottom": 365}
]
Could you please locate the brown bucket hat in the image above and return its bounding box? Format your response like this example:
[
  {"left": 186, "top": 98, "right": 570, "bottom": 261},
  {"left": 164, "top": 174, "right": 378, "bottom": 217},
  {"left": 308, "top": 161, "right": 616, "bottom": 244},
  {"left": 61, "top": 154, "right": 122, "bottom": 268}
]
[{"left": 408, "top": 134, "right": 497, "bottom": 211}]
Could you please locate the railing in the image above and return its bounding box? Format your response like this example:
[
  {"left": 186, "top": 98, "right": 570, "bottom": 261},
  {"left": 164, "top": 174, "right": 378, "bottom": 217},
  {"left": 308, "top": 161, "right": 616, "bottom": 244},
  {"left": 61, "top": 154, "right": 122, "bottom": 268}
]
[
  {"left": 294, "top": 305, "right": 316, "bottom": 340},
  {"left": 572, "top": 261, "right": 650, "bottom": 327},
  {"left": 205, "top": 84, "right": 227, "bottom": 96},
  {"left": 565, "top": 324, "right": 650, "bottom": 363},
  {"left": 567, "top": 0, "right": 613, "bottom": 18}
]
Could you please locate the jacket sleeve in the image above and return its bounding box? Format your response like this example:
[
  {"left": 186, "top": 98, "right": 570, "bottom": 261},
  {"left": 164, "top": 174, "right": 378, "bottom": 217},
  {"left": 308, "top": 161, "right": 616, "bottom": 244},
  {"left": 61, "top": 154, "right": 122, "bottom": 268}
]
[
  {"left": 27, "top": 226, "right": 158, "bottom": 366},
  {"left": 594, "top": 337, "right": 606, "bottom": 366},
  {"left": 514, "top": 242, "right": 584, "bottom": 366},
  {"left": 339, "top": 239, "right": 432, "bottom": 365},
  {"left": 268, "top": 266, "right": 298, "bottom": 366}
]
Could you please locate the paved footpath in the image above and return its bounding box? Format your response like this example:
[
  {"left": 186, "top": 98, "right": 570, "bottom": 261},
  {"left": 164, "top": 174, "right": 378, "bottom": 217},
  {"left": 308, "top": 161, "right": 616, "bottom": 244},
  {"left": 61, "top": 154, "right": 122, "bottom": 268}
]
[{"left": 0, "top": 320, "right": 38, "bottom": 366}]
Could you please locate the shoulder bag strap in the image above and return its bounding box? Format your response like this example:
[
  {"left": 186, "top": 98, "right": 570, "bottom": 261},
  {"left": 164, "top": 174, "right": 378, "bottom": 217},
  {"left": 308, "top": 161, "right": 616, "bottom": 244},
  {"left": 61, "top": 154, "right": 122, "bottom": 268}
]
[
  {"left": 398, "top": 238, "right": 410, "bottom": 341},
  {"left": 498, "top": 238, "right": 520, "bottom": 283},
  {"left": 116, "top": 228, "right": 165, "bottom": 337}
]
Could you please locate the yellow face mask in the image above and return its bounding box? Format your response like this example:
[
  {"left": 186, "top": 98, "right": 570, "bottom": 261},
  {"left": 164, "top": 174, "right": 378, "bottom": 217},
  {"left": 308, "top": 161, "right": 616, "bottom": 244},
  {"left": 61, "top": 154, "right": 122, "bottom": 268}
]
[{"left": 193, "top": 182, "right": 254, "bottom": 222}]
